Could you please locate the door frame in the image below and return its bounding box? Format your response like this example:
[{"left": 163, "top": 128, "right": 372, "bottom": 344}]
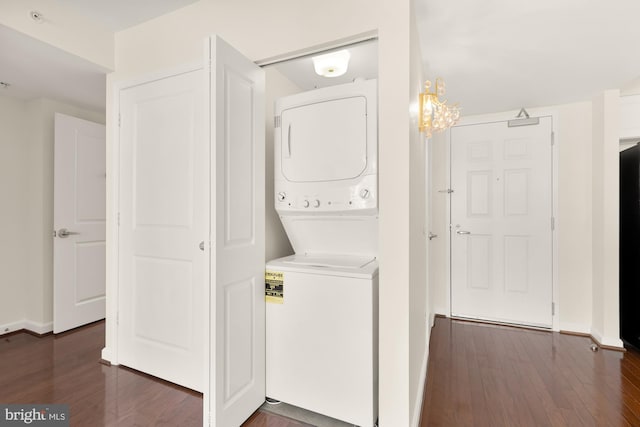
[{"left": 445, "top": 108, "right": 560, "bottom": 332}]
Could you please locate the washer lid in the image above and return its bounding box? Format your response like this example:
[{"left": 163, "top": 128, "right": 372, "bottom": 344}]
[
  {"left": 267, "top": 254, "right": 378, "bottom": 279},
  {"left": 282, "top": 253, "right": 375, "bottom": 269}
]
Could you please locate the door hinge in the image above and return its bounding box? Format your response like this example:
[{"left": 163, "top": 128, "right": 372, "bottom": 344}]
[
  {"left": 552, "top": 302, "right": 555, "bottom": 316},
  {"left": 551, "top": 216, "right": 555, "bottom": 230},
  {"left": 118, "top": 114, "right": 121, "bottom": 128},
  {"left": 274, "top": 115, "right": 281, "bottom": 128},
  {"left": 551, "top": 131, "right": 555, "bottom": 146},
  {"left": 117, "top": 212, "right": 120, "bottom": 226}
]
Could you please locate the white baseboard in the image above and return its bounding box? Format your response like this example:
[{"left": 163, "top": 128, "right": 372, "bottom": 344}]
[
  {"left": 411, "top": 343, "right": 430, "bottom": 427},
  {"left": 591, "top": 328, "right": 624, "bottom": 349},
  {"left": 0, "top": 319, "right": 52, "bottom": 336},
  {"left": 0, "top": 320, "right": 27, "bottom": 336},
  {"left": 559, "top": 322, "right": 591, "bottom": 335},
  {"left": 24, "top": 320, "right": 53, "bottom": 335},
  {"left": 101, "top": 347, "right": 118, "bottom": 364}
]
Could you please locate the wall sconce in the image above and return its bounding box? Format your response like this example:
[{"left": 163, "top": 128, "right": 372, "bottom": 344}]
[{"left": 419, "top": 78, "right": 460, "bottom": 137}]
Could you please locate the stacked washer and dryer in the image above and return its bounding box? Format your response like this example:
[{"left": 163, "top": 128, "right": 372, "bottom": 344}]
[{"left": 266, "top": 79, "right": 379, "bottom": 427}]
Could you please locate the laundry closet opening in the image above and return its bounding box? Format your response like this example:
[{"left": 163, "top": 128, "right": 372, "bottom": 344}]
[{"left": 260, "top": 38, "right": 380, "bottom": 426}]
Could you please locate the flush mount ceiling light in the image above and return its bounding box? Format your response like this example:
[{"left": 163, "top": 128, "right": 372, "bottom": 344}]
[
  {"left": 312, "top": 50, "right": 351, "bottom": 78},
  {"left": 419, "top": 78, "right": 460, "bottom": 138},
  {"left": 0, "top": 82, "right": 10, "bottom": 89}
]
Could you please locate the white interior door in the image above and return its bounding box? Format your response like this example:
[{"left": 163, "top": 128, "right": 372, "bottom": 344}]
[
  {"left": 53, "top": 113, "right": 106, "bottom": 334},
  {"left": 118, "top": 68, "right": 207, "bottom": 392},
  {"left": 208, "top": 36, "right": 265, "bottom": 427},
  {"left": 450, "top": 117, "right": 553, "bottom": 327}
]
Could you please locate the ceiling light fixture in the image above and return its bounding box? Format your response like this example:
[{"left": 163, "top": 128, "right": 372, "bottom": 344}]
[
  {"left": 312, "top": 50, "right": 351, "bottom": 78},
  {"left": 419, "top": 78, "right": 460, "bottom": 137},
  {"left": 0, "top": 82, "right": 10, "bottom": 89}
]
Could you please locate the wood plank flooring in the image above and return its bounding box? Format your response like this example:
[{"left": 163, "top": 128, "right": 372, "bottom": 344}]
[
  {"left": 4, "top": 318, "right": 640, "bottom": 426},
  {"left": 420, "top": 317, "right": 640, "bottom": 426},
  {"left": 0, "top": 321, "right": 299, "bottom": 427}
]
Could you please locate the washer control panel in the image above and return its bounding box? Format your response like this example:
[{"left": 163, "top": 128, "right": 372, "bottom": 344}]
[{"left": 275, "top": 176, "right": 377, "bottom": 213}]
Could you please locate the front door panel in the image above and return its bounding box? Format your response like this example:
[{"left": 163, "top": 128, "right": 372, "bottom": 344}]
[{"left": 450, "top": 117, "right": 553, "bottom": 327}]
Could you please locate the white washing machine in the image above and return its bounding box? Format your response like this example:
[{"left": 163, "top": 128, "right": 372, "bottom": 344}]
[
  {"left": 267, "top": 79, "right": 378, "bottom": 426},
  {"left": 266, "top": 254, "right": 378, "bottom": 427}
]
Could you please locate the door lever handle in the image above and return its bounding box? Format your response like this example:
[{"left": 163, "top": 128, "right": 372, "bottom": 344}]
[
  {"left": 57, "top": 228, "right": 79, "bottom": 238},
  {"left": 428, "top": 232, "right": 438, "bottom": 240},
  {"left": 456, "top": 230, "right": 471, "bottom": 235}
]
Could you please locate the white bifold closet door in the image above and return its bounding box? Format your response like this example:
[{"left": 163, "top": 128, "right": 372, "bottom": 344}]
[
  {"left": 208, "top": 36, "right": 265, "bottom": 427},
  {"left": 118, "top": 68, "right": 208, "bottom": 392},
  {"left": 117, "top": 35, "right": 265, "bottom": 426}
]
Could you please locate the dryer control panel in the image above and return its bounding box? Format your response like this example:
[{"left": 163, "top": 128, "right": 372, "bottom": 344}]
[{"left": 275, "top": 175, "right": 377, "bottom": 214}]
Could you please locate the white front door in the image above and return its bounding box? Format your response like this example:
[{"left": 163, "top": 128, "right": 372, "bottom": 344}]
[
  {"left": 450, "top": 117, "right": 553, "bottom": 327},
  {"left": 53, "top": 113, "right": 106, "bottom": 334},
  {"left": 208, "top": 36, "right": 266, "bottom": 427},
  {"left": 118, "top": 68, "right": 207, "bottom": 392}
]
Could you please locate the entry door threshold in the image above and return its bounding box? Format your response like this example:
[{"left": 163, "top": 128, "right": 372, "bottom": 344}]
[{"left": 450, "top": 315, "right": 552, "bottom": 332}]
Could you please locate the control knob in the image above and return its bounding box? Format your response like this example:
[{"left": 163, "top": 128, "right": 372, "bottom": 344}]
[
  {"left": 313, "top": 199, "right": 320, "bottom": 208},
  {"left": 277, "top": 192, "right": 286, "bottom": 201},
  {"left": 302, "top": 200, "right": 310, "bottom": 208},
  {"left": 360, "top": 188, "right": 370, "bottom": 199}
]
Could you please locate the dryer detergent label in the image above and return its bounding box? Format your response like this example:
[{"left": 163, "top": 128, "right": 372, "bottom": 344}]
[{"left": 265, "top": 270, "right": 284, "bottom": 304}]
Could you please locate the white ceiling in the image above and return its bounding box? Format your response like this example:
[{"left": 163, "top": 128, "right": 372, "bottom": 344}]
[
  {"left": 2, "top": 1, "right": 640, "bottom": 117},
  {"left": 55, "top": 0, "right": 199, "bottom": 32},
  {"left": 0, "top": 0, "right": 198, "bottom": 113},
  {"left": 0, "top": 23, "right": 108, "bottom": 112},
  {"left": 415, "top": 0, "right": 640, "bottom": 116}
]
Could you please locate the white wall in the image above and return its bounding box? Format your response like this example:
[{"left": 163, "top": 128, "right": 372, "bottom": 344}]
[
  {"left": 0, "top": 95, "right": 30, "bottom": 331},
  {"left": 264, "top": 68, "right": 298, "bottom": 262},
  {"left": 556, "top": 102, "right": 593, "bottom": 333},
  {"left": 622, "top": 76, "right": 640, "bottom": 96},
  {"left": 591, "top": 90, "right": 622, "bottom": 347},
  {"left": 0, "top": 95, "right": 104, "bottom": 334},
  {"left": 111, "top": 0, "right": 378, "bottom": 80},
  {"left": 377, "top": 0, "right": 430, "bottom": 424},
  {"left": 408, "top": 7, "right": 429, "bottom": 426}
]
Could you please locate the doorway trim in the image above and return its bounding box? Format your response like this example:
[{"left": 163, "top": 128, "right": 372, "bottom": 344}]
[{"left": 446, "top": 108, "right": 560, "bottom": 332}]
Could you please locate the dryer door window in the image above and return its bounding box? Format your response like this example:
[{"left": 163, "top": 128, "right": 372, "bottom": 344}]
[{"left": 281, "top": 96, "right": 368, "bottom": 182}]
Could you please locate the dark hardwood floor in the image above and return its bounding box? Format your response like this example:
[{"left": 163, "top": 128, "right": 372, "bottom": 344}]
[
  {"left": 0, "top": 321, "right": 300, "bottom": 427},
  {"left": 5, "top": 317, "right": 640, "bottom": 426},
  {"left": 421, "top": 316, "right": 640, "bottom": 427}
]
